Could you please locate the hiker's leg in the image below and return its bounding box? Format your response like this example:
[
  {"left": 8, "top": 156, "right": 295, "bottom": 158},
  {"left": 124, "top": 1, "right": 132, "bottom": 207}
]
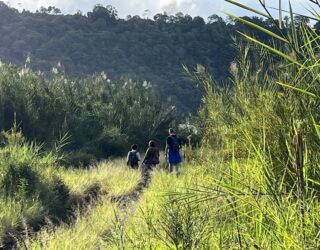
[
  {"left": 175, "top": 163, "right": 180, "bottom": 176},
  {"left": 141, "top": 164, "right": 148, "bottom": 175},
  {"left": 169, "top": 163, "right": 173, "bottom": 172}
]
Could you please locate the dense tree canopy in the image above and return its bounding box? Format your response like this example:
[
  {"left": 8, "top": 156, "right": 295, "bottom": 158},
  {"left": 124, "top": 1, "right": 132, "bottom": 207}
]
[
  {"left": 0, "top": 2, "right": 305, "bottom": 112},
  {"left": 0, "top": 2, "right": 229, "bottom": 112}
]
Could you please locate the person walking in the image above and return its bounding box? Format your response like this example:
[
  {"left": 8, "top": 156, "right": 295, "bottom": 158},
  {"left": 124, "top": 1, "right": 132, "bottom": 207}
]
[
  {"left": 165, "top": 128, "right": 182, "bottom": 176},
  {"left": 142, "top": 140, "right": 160, "bottom": 171},
  {"left": 126, "top": 144, "right": 141, "bottom": 169}
]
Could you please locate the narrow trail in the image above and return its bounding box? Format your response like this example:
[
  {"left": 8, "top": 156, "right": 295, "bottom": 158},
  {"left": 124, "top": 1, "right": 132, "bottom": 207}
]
[
  {"left": 111, "top": 168, "right": 151, "bottom": 204},
  {"left": 1, "top": 182, "right": 101, "bottom": 250},
  {"left": 103, "top": 168, "right": 152, "bottom": 247},
  {"left": 1, "top": 167, "right": 151, "bottom": 250}
]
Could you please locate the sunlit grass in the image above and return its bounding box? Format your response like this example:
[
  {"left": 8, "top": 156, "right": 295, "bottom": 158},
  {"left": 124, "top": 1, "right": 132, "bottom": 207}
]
[
  {"left": 0, "top": 155, "right": 142, "bottom": 246},
  {"left": 59, "top": 160, "right": 142, "bottom": 196},
  {"left": 3, "top": 0, "right": 320, "bottom": 248},
  {"left": 0, "top": 197, "right": 41, "bottom": 241},
  {"left": 0, "top": 132, "right": 59, "bottom": 243},
  {"left": 24, "top": 199, "right": 119, "bottom": 250},
  {"left": 106, "top": 166, "right": 216, "bottom": 249},
  {"left": 106, "top": 156, "right": 320, "bottom": 249},
  {"left": 22, "top": 160, "right": 143, "bottom": 249}
]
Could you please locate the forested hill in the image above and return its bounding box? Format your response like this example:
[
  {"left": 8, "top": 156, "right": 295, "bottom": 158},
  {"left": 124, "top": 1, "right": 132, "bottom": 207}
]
[{"left": 0, "top": 2, "right": 288, "bottom": 112}]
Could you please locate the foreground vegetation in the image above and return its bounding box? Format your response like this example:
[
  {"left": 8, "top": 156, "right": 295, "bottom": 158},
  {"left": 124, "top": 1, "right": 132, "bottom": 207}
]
[
  {"left": 2, "top": 0, "right": 320, "bottom": 249},
  {"left": 107, "top": 0, "right": 320, "bottom": 248},
  {"left": 107, "top": 162, "right": 320, "bottom": 249},
  {"left": 25, "top": 200, "right": 119, "bottom": 249},
  {"left": 21, "top": 163, "right": 142, "bottom": 250},
  {"left": 0, "top": 128, "right": 62, "bottom": 240},
  {"left": 0, "top": 128, "right": 142, "bottom": 246},
  {"left": 22, "top": 155, "right": 320, "bottom": 249}
]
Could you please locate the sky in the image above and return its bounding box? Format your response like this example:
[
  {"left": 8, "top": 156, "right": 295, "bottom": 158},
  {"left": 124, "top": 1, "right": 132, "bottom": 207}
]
[{"left": 4, "top": 0, "right": 314, "bottom": 20}]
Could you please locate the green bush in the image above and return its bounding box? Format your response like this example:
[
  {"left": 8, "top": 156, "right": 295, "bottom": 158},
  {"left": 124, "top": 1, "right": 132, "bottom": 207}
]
[
  {"left": 0, "top": 127, "right": 41, "bottom": 198},
  {"left": 2, "top": 163, "right": 39, "bottom": 198},
  {"left": 0, "top": 127, "right": 66, "bottom": 212}
]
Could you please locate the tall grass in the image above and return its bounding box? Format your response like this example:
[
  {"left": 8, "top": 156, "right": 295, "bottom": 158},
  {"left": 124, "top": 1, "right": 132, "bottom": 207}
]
[
  {"left": 0, "top": 199, "right": 41, "bottom": 242},
  {"left": 105, "top": 155, "right": 320, "bottom": 248},
  {"left": 24, "top": 200, "right": 118, "bottom": 250},
  {"left": 0, "top": 125, "right": 142, "bottom": 246},
  {"left": 0, "top": 127, "right": 63, "bottom": 244},
  {"left": 179, "top": 0, "right": 320, "bottom": 248},
  {"left": 59, "top": 160, "right": 142, "bottom": 196},
  {"left": 105, "top": 167, "right": 216, "bottom": 249},
  {"left": 107, "top": 1, "right": 320, "bottom": 249},
  {"left": 4, "top": 1, "right": 320, "bottom": 248},
  {"left": 22, "top": 162, "right": 143, "bottom": 249}
]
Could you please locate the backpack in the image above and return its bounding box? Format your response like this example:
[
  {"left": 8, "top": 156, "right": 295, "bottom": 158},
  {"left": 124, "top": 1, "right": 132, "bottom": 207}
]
[
  {"left": 171, "top": 136, "right": 180, "bottom": 153},
  {"left": 128, "top": 151, "right": 139, "bottom": 166}
]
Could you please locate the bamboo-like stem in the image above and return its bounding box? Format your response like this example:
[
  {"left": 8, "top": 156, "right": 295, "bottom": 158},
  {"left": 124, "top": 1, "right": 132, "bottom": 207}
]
[
  {"left": 309, "top": 0, "right": 320, "bottom": 8},
  {"left": 295, "top": 124, "right": 306, "bottom": 241}
]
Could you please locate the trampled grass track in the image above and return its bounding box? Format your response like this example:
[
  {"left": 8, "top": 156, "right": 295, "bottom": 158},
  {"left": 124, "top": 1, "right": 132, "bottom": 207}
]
[{"left": 2, "top": 160, "right": 146, "bottom": 249}]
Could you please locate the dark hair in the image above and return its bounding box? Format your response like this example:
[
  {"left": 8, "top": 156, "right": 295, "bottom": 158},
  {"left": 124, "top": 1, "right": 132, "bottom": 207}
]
[
  {"left": 169, "top": 128, "right": 175, "bottom": 134},
  {"left": 131, "top": 144, "right": 138, "bottom": 150},
  {"left": 148, "top": 140, "right": 156, "bottom": 147}
]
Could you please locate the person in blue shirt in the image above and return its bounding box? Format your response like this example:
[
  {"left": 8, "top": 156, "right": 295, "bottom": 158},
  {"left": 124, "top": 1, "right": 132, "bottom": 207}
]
[{"left": 165, "top": 128, "right": 182, "bottom": 176}]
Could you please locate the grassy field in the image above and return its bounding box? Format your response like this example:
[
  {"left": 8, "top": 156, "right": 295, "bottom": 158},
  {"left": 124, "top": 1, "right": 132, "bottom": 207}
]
[
  {"left": 59, "top": 160, "right": 141, "bottom": 196},
  {"left": 0, "top": 145, "right": 142, "bottom": 248},
  {"left": 104, "top": 156, "right": 320, "bottom": 249},
  {"left": 3, "top": 140, "right": 319, "bottom": 249},
  {"left": 24, "top": 200, "right": 119, "bottom": 250},
  {"left": 2, "top": 1, "right": 320, "bottom": 249},
  {"left": 0, "top": 134, "right": 58, "bottom": 241},
  {"left": 23, "top": 161, "right": 142, "bottom": 250}
]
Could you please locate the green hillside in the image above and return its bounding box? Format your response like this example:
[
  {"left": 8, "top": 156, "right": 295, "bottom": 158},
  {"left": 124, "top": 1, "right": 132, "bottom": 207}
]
[{"left": 0, "top": 2, "right": 287, "bottom": 112}]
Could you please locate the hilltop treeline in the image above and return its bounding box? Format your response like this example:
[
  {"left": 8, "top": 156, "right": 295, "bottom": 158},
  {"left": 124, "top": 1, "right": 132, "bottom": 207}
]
[{"left": 0, "top": 2, "right": 291, "bottom": 112}]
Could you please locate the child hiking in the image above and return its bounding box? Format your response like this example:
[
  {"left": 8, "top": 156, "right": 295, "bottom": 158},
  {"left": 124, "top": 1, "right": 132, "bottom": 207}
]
[
  {"left": 165, "top": 128, "right": 182, "bottom": 176},
  {"left": 126, "top": 144, "right": 141, "bottom": 169},
  {"left": 142, "top": 140, "right": 160, "bottom": 171}
]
